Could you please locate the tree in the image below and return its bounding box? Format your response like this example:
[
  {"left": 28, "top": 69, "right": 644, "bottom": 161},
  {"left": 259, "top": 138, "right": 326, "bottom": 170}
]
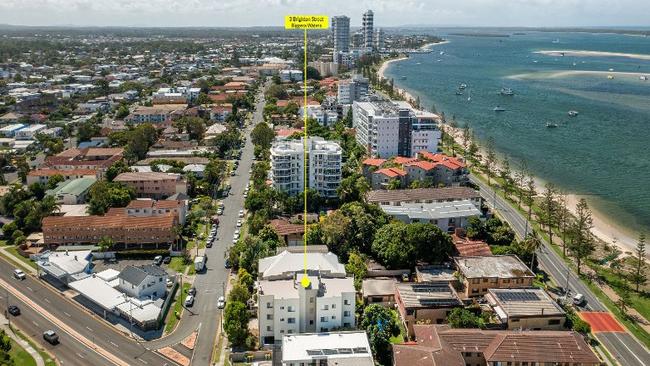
[
  {"left": 447, "top": 308, "right": 483, "bottom": 328},
  {"left": 204, "top": 159, "right": 227, "bottom": 186},
  {"left": 387, "top": 178, "right": 402, "bottom": 190},
  {"left": 87, "top": 181, "right": 136, "bottom": 215},
  {"left": 616, "top": 284, "right": 632, "bottom": 317},
  {"left": 539, "top": 183, "right": 558, "bottom": 246},
  {"left": 360, "top": 305, "right": 400, "bottom": 366},
  {"left": 305, "top": 66, "right": 321, "bottom": 80},
  {"left": 0, "top": 330, "right": 12, "bottom": 366},
  {"left": 337, "top": 173, "right": 370, "bottom": 204},
  {"left": 630, "top": 233, "right": 647, "bottom": 292},
  {"left": 229, "top": 283, "right": 251, "bottom": 304},
  {"left": 46, "top": 174, "right": 65, "bottom": 189},
  {"left": 525, "top": 174, "right": 536, "bottom": 222},
  {"left": 105, "top": 160, "right": 132, "bottom": 182},
  {"left": 98, "top": 236, "right": 114, "bottom": 252},
  {"left": 514, "top": 160, "right": 528, "bottom": 208},
  {"left": 499, "top": 156, "right": 513, "bottom": 198},
  {"left": 237, "top": 268, "right": 254, "bottom": 290},
  {"left": 223, "top": 301, "right": 250, "bottom": 346},
  {"left": 115, "top": 104, "right": 130, "bottom": 119},
  {"left": 465, "top": 216, "right": 486, "bottom": 240},
  {"left": 566, "top": 198, "right": 595, "bottom": 275},
  {"left": 521, "top": 232, "right": 543, "bottom": 269},
  {"left": 345, "top": 251, "right": 367, "bottom": 291},
  {"left": 484, "top": 137, "right": 497, "bottom": 185},
  {"left": 77, "top": 119, "right": 101, "bottom": 142},
  {"left": 250, "top": 122, "right": 275, "bottom": 152},
  {"left": 372, "top": 222, "right": 453, "bottom": 269}
]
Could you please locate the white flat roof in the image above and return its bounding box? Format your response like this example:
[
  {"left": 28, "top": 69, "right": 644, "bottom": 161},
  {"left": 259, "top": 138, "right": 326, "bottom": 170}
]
[
  {"left": 380, "top": 199, "right": 481, "bottom": 220},
  {"left": 282, "top": 332, "right": 373, "bottom": 364},
  {"left": 69, "top": 275, "right": 127, "bottom": 310}
]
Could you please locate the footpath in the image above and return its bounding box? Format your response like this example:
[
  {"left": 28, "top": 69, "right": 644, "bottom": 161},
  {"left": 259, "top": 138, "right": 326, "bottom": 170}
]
[{"left": 0, "top": 314, "right": 45, "bottom": 366}]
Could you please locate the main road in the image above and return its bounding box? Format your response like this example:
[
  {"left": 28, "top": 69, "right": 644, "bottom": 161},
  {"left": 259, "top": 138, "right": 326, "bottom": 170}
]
[
  {"left": 145, "top": 80, "right": 269, "bottom": 365},
  {"left": 471, "top": 175, "right": 650, "bottom": 366}
]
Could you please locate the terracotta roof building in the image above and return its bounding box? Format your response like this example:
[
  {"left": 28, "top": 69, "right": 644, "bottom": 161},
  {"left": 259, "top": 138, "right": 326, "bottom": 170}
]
[
  {"left": 367, "top": 187, "right": 482, "bottom": 207},
  {"left": 113, "top": 172, "right": 188, "bottom": 199},
  {"left": 269, "top": 218, "right": 305, "bottom": 246},
  {"left": 393, "top": 325, "right": 601, "bottom": 366},
  {"left": 44, "top": 148, "right": 124, "bottom": 177}
]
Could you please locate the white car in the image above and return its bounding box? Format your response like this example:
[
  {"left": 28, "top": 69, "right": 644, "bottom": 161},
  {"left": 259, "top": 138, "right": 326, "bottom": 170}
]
[
  {"left": 216, "top": 209, "right": 223, "bottom": 215},
  {"left": 238, "top": 210, "right": 244, "bottom": 218},
  {"left": 236, "top": 220, "right": 242, "bottom": 227},
  {"left": 217, "top": 296, "right": 226, "bottom": 309},
  {"left": 13, "top": 269, "right": 26, "bottom": 280},
  {"left": 234, "top": 229, "right": 240, "bottom": 235},
  {"left": 184, "top": 295, "right": 195, "bottom": 307},
  {"left": 233, "top": 233, "right": 240, "bottom": 240}
]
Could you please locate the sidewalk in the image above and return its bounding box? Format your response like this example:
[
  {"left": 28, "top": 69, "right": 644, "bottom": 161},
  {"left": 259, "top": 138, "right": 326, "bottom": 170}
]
[
  {"left": 0, "top": 315, "right": 45, "bottom": 366},
  {"left": 0, "top": 246, "right": 38, "bottom": 275}
]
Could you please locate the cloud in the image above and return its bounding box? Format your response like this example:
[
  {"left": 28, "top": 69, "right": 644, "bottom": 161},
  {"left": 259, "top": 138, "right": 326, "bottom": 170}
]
[{"left": 0, "top": 0, "right": 648, "bottom": 27}]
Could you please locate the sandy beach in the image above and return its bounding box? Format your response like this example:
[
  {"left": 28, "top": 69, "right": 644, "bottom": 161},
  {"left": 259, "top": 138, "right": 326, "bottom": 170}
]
[
  {"left": 508, "top": 69, "right": 650, "bottom": 80},
  {"left": 535, "top": 49, "right": 650, "bottom": 61}
]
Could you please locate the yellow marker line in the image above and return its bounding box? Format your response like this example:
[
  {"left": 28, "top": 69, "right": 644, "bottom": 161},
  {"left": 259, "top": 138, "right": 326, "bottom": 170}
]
[{"left": 303, "top": 28, "right": 308, "bottom": 280}]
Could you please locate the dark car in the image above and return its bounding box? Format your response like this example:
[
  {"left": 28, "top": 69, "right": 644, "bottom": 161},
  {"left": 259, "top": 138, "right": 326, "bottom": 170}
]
[
  {"left": 7, "top": 305, "right": 20, "bottom": 316},
  {"left": 224, "top": 259, "right": 232, "bottom": 269},
  {"left": 43, "top": 330, "right": 59, "bottom": 345},
  {"left": 162, "top": 256, "right": 172, "bottom": 264}
]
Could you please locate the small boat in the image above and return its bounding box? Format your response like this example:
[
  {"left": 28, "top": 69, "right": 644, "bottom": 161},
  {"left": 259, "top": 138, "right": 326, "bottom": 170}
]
[
  {"left": 500, "top": 87, "right": 515, "bottom": 96},
  {"left": 546, "top": 122, "right": 559, "bottom": 128},
  {"left": 459, "top": 83, "right": 467, "bottom": 90},
  {"left": 607, "top": 75, "right": 614, "bottom": 80},
  {"left": 440, "top": 51, "right": 445, "bottom": 55},
  {"left": 609, "top": 68, "right": 615, "bottom": 72},
  {"left": 552, "top": 38, "right": 560, "bottom": 44},
  {"left": 493, "top": 106, "right": 506, "bottom": 112},
  {"left": 401, "top": 76, "right": 407, "bottom": 80},
  {"left": 641, "top": 76, "right": 648, "bottom": 81},
  {"left": 416, "top": 62, "right": 421, "bottom": 65},
  {"left": 568, "top": 110, "right": 579, "bottom": 117},
  {"left": 455, "top": 90, "right": 463, "bottom": 96}
]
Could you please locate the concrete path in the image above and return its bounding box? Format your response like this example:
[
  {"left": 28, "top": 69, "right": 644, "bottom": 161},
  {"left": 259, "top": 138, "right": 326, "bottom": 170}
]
[
  {"left": 1, "top": 315, "right": 45, "bottom": 366},
  {"left": 0, "top": 246, "right": 38, "bottom": 275}
]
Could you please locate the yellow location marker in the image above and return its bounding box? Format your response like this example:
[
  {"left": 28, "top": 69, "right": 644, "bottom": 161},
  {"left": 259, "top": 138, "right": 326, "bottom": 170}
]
[
  {"left": 300, "top": 276, "right": 311, "bottom": 289},
  {"left": 284, "top": 15, "right": 329, "bottom": 30}
]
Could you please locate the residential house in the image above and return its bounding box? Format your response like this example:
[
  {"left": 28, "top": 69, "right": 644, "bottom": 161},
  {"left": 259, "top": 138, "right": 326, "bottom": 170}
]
[
  {"left": 379, "top": 200, "right": 482, "bottom": 233},
  {"left": 117, "top": 265, "right": 168, "bottom": 300},
  {"left": 395, "top": 282, "right": 463, "bottom": 335},
  {"left": 486, "top": 288, "right": 566, "bottom": 330},
  {"left": 46, "top": 177, "right": 96, "bottom": 205},
  {"left": 36, "top": 249, "right": 93, "bottom": 285},
  {"left": 269, "top": 218, "right": 305, "bottom": 246},
  {"left": 362, "top": 278, "right": 397, "bottom": 306}
]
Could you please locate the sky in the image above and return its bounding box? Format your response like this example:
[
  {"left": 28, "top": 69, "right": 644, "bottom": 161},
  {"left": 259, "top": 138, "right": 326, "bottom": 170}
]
[{"left": 0, "top": 0, "right": 649, "bottom": 28}]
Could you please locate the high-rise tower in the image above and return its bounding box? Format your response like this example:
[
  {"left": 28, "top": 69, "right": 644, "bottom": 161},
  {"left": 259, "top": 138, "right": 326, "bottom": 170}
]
[
  {"left": 362, "top": 10, "right": 374, "bottom": 51},
  {"left": 331, "top": 15, "right": 350, "bottom": 63}
]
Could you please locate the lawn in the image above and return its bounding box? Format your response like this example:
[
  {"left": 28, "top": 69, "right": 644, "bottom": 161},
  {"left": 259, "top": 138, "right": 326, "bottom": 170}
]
[
  {"left": 5, "top": 246, "right": 37, "bottom": 269},
  {"left": 168, "top": 257, "right": 189, "bottom": 274},
  {"left": 8, "top": 339, "right": 36, "bottom": 366},
  {"left": 164, "top": 282, "right": 192, "bottom": 334},
  {"left": 13, "top": 328, "right": 57, "bottom": 366}
]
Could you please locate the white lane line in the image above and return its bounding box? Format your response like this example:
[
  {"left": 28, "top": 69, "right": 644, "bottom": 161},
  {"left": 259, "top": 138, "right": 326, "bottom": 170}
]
[
  {"left": 32, "top": 320, "right": 39, "bottom": 327},
  {"left": 44, "top": 298, "right": 50, "bottom": 303},
  {"left": 77, "top": 353, "right": 85, "bottom": 359},
  {"left": 110, "top": 341, "right": 119, "bottom": 348},
  {"left": 26, "top": 286, "right": 33, "bottom": 292},
  {"left": 138, "top": 359, "right": 148, "bottom": 364},
  {"left": 86, "top": 326, "right": 93, "bottom": 332},
  {"left": 63, "top": 311, "right": 71, "bottom": 317}
]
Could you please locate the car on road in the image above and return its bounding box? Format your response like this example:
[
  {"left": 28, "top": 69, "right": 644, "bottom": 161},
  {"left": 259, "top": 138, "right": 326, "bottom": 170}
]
[
  {"left": 7, "top": 305, "right": 20, "bottom": 316},
  {"left": 236, "top": 220, "right": 242, "bottom": 227},
  {"left": 234, "top": 229, "right": 240, "bottom": 235},
  {"left": 184, "top": 295, "right": 195, "bottom": 307},
  {"left": 153, "top": 255, "right": 163, "bottom": 265},
  {"left": 166, "top": 278, "right": 173, "bottom": 287},
  {"left": 206, "top": 240, "right": 213, "bottom": 248},
  {"left": 224, "top": 259, "right": 232, "bottom": 269},
  {"left": 188, "top": 287, "right": 197, "bottom": 296},
  {"left": 13, "top": 269, "right": 25, "bottom": 280},
  {"left": 243, "top": 192, "right": 248, "bottom": 198},
  {"left": 573, "top": 293, "right": 586, "bottom": 306},
  {"left": 238, "top": 210, "right": 244, "bottom": 218},
  {"left": 216, "top": 208, "right": 223, "bottom": 215},
  {"left": 217, "top": 296, "right": 225, "bottom": 309},
  {"left": 163, "top": 256, "right": 172, "bottom": 264},
  {"left": 43, "top": 330, "right": 59, "bottom": 345}
]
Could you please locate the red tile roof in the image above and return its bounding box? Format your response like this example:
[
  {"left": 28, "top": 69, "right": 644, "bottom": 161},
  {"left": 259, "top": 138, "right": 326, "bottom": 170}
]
[
  {"left": 393, "top": 156, "right": 419, "bottom": 165},
  {"left": 362, "top": 158, "right": 386, "bottom": 167},
  {"left": 269, "top": 218, "right": 305, "bottom": 236},
  {"left": 375, "top": 167, "right": 407, "bottom": 178},
  {"left": 405, "top": 160, "right": 437, "bottom": 171}
]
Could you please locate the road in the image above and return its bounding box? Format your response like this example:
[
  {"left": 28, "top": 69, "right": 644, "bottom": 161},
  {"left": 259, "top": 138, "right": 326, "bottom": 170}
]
[
  {"left": 145, "top": 81, "right": 268, "bottom": 364},
  {"left": 471, "top": 175, "right": 650, "bottom": 366}
]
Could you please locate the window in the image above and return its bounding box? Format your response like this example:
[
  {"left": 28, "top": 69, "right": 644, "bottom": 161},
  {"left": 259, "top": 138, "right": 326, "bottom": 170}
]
[
  {"left": 288, "top": 318, "right": 296, "bottom": 324},
  {"left": 266, "top": 303, "right": 273, "bottom": 309},
  {"left": 344, "top": 311, "right": 350, "bottom": 317},
  {"left": 331, "top": 316, "right": 336, "bottom": 320},
  {"left": 288, "top": 306, "right": 295, "bottom": 312},
  {"left": 267, "top": 314, "right": 273, "bottom": 320},
  {"left": 320, "top": 317, "right": 327, "bottom": 323},
  {"left": 331, "top": 304, "right": 336, "bottom": 309},
  {"left": 266, "top": 326, "right": 271, "bottom": 331},
  {"left": 344, "top": 299, "right": 350, "bottom": 305},
  {"left": 323, "top": 305, "right": 329, "bottom": 310},
  {"left": 548, "top": 319, "right": 561, "bottom": 325}
]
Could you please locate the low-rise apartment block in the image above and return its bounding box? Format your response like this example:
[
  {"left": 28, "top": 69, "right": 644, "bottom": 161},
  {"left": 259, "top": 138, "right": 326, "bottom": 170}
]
[
  {"left": 125, "top": 104, "right": 187, "bottom": 127},
  {"left": 126, "top": 199, "right": 188, "bottom": 225},
  {"left": 45, "top": 148, "right": 124, "bottom": 177},
  {"left": 281, "top": 331, "right": 374, "bottom": 366},
  {"left": 27, "top": 167, "right": 99, "bottom": 185},
  {"left": 454, "top": 255, "right": 535, "bottom": 298},
  {"left": 380, "top": 200, "right": 482, "bottom": 233},
  {"left": 367, "top": 187, "right": 482, "bottom": 207},
  {"left": 113, "top": 172, "right": 188, "bottom": 199},
  {"left": 395, "top": 282, "right": 463, "bottom": 335},
  {"left": 486, "top": 288, "right": 566, "bottom": 330}
]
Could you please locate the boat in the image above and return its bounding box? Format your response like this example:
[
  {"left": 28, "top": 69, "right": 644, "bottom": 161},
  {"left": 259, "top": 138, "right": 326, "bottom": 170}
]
[
  {"left": 459, "top": 83, "right": 467, "bottom": 90},
  {"left": 401, "top": 76, "right": 407, "bottom": 80},
  {"left": 455, "top": 90, "right": 463, "bottom": 96},
  {"left": 500, "top": 87, "right": 515, "bottom": 96},
  {"left": 440, "top": 51, "right": 445, "bottom": 55},
  {"left": 493, "top": 106, "right": 506, "bottom": 112},
  {"left": 467, "top": 89, "right": 472, "bottom": 102},
  {"left": 568, "top": 110, "right": 579, "bottom": 117},
  {"left": 641, "top": 76, "right": 648, "bottom": 81},
  {"left": 607, "top": 75, "right": 614, "bottom": 80},
  {"left": 416, "top": 62, "right": 421, "bottom": 65},
  {"left": 546, "top": 122, "right": 559, "bottom": 128},
  {"left": 552, "top": 38, "right": 560, "bottom": 44}
]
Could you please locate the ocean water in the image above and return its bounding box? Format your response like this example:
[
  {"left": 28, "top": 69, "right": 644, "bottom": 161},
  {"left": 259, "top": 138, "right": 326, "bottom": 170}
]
[{"left": 383, "top": 31, "right": 650, "bottom": 236}]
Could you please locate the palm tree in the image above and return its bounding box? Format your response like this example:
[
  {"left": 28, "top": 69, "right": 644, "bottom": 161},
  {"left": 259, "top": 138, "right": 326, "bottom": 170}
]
[
  {"left": 522, "top": 232, "right": 543, "bottom": 270},
  {"left": 98, "top": 236, "right": 114, "bottom": 252}
]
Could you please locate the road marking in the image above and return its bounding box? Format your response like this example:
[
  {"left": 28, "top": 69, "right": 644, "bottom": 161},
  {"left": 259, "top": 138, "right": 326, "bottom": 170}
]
[
  {"left": 77, "top": 353, "right": 85, "bottom": 359},
  {"left": 32, "top": 320, "right": 39, "bottom": 327},
  {"left": 138, "top": 359, "right": 148, "bottom": 364},
  {"left": 110, "top": 341, "right": 119, "bottom": 348},
  {"left": 63, "top": 311, "right": 71, "bottom": 317},
  {"left": 86, "top": 326, "right": 93, "bottom": 332},
  {"left": 26, "top": 286, "right": 33, "bottom": 292},
  {"left": 44, "top": 298, "right": 50, "bottom": 303}
]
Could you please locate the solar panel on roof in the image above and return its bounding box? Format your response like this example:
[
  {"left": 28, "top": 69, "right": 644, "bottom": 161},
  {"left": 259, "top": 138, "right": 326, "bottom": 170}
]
[{"left": 496, "top": 291, "right": 540, "bottom": 302}]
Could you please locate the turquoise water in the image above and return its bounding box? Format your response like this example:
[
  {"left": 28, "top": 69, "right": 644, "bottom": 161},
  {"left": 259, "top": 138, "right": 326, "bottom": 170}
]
[{"left": 384, "top": 31, "right": 650, "bottom": 235}]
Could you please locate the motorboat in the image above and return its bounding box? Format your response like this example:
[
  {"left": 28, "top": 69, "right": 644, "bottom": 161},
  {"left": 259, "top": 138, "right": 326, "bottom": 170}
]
[
  {"left": 459, "top": 83, "right": 467, "bottom": 90},
  {"left": 500, "top": 87, "right": 515, "bottom": 96},
  {"left": 568, "top": 110, "right": 579, "bottom": 117},
  {"left": 493, "top": 106, "right": 506, "bottom": 112},
  {"left": 546, "top": 122, "right": 559, "bottom": 128},
  {"left": 455, "top": 90, "right": 463, "bottom": 96},
  {"left": 641, "top": 75, "right": 648, "bottom": 81}
]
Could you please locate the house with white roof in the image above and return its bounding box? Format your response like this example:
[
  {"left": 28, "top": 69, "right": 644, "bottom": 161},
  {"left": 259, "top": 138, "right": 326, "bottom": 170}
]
[
  {"left": 282, "top": 331, "right": 374, "bottom": 366},
  {"left": 37, "top": 249, "right": 93, "bottom": 284},
  {"left": 380, "top": 199, "right": 482, "bottom": 233}
]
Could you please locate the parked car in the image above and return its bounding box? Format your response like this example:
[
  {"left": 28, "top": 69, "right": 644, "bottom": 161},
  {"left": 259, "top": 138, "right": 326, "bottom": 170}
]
[
  {"left": 238, "top": 210, "right": 244, "bottom": 218},
  {"left": 573, "top": 293, "right": 586, "bottom": 306},
  {"left": 236, "top": 220, "right": 242, "bottom": 227},
  {"left": 166, "top": 278, "right": 173, "bottom": 287},
  {"left": 217, "top": 296, "right": 225, "bottom": 309},
  {"left": 184, "top": 295, "right": 195, "bottom": 307},
  {"left": 13, "top": 269, "right": 25, "bottom": 280},
  {"left": 188, "top": 287, "right": 197, "bottom": 296},
  {"left": 206, "top": 240, "right": 213, "bottom": 248},
  {"left": 7, "top": 305, "right": 20, "bottom": 316},
  {"left": 153, "top": 255, "right": 163, "bottom": 265},
  {"left": 43, "top": 330, "right": 59, "bottom": 345},
  {"left": 162, "top": 256, "right": 172, "bottom": 264},
  {"left": 216, "top": 209, "right": 223, "bottom": 215},
  {"left": 224, "top": 259, "right": 232, "bottom": 269}
]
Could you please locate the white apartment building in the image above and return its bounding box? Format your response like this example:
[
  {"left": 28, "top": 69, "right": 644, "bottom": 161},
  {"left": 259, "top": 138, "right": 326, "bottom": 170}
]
[
  {"left": 338, "top": 74, "right": 369, "bottom": 104},
  {"left": 282, "top": 331, "right": 374, "bottom": 366},
  {"left": 258, "top": 273, "right": 356, "bottom": 345},
  {"left": 300, "top": 105, "right": 338, "bottom": 126},
  {"left": 270, "top": 137, "right": 342, "bottom": 198},
  {"left": 15, "top": 124, "right": 46, "bottom": 140},
  {"left": 362, "top": 10, "right": 375, "bottom": 51},
  {"left": 353, "top": 100, "right": 441, "bottom": 158},
  {"left": 279, "top": 70, "right": 304, "bottom": 83}
]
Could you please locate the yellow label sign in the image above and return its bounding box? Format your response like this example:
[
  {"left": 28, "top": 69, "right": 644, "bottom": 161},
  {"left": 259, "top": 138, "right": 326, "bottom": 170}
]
[{"left": 284, "top": 15, "right": 329, "bottom": 29}]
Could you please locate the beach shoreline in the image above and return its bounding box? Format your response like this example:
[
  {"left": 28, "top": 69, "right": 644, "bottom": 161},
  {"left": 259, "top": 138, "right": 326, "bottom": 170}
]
[{"left": 535, "top": 49, "right": 650, "bottom": 61}]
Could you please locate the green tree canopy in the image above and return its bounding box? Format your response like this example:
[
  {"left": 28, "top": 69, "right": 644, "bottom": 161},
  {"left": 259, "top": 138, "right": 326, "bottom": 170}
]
[
  {"left": 223, "top": 301, "right": 250, "bottom": 346},
  {"left": 88, "top": 181, "right": 136, "bottom": 215}
]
